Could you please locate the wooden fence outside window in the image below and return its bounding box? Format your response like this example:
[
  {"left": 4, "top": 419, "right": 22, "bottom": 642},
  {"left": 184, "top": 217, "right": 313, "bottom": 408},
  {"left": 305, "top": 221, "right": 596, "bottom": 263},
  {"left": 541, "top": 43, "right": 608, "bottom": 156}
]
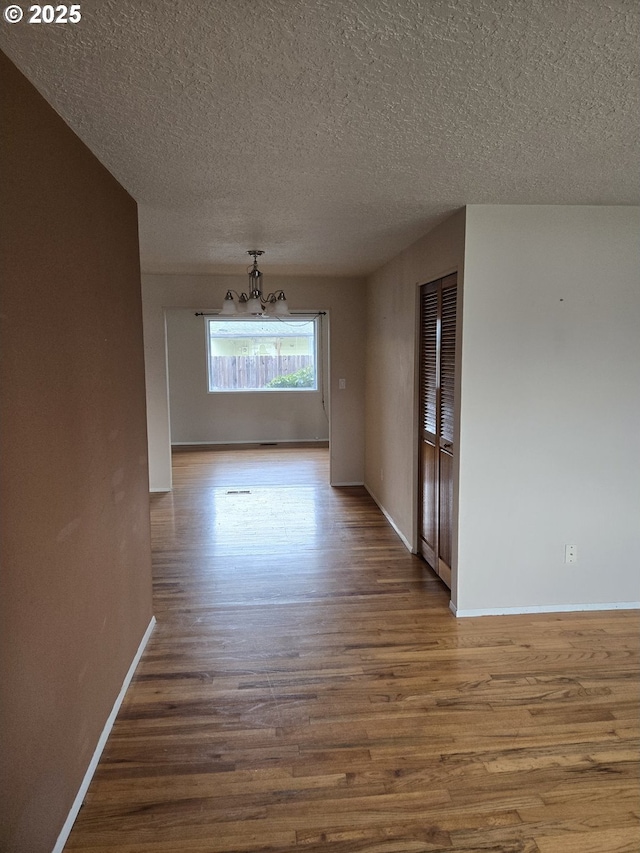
[{"left": 209, "top": 355, "right": 314, "bottom": 390}]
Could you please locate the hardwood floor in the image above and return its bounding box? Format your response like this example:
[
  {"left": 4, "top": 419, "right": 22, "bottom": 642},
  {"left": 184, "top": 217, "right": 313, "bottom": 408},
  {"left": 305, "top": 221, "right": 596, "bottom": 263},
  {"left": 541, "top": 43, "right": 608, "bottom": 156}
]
[{"left": 65, "top": 448, "right": 640, "bottom": 852}]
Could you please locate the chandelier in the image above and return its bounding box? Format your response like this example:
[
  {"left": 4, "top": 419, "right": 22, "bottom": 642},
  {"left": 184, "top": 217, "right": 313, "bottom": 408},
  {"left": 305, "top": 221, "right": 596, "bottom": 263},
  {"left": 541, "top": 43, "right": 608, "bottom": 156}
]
[{"left": 220, "top": 250, "right": 289, "bottom": 316}]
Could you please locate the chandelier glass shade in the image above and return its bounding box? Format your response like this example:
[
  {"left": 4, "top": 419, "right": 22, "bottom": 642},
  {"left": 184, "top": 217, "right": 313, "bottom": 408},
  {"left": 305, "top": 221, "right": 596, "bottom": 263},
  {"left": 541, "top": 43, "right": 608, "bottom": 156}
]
[{"left": 221, "top": 251, "right": 289, "bottom": 316}]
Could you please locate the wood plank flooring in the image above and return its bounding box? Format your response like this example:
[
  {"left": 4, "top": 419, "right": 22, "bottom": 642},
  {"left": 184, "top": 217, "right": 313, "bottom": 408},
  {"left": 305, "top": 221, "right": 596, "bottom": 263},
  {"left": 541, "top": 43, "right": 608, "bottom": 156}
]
[{"left": 65, "top": 447, "right": 640, "bottom": 852}]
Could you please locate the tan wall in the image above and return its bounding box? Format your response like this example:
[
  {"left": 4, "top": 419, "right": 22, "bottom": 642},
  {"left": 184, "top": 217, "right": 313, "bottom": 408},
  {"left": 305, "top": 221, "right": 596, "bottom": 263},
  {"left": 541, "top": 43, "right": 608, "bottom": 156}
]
[
  {"left": 0, "top": 52, "right": 154, "bottom": 852},
  {"left": 364, "top": 210, "right": 466, "bottom": 571}
]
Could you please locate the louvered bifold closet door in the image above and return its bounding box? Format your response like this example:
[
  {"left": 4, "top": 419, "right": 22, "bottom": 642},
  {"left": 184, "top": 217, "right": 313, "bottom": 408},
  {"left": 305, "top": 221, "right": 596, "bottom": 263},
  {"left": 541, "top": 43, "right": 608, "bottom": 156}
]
[
  {"left": 438, "top": 276, "right": 457, "bottom": 578},
  {"left": 418, "top": 284, "right": 439, "bottom": 566},
  {"left": 418, "top": 273, "right": 457, "bottom": 588}
]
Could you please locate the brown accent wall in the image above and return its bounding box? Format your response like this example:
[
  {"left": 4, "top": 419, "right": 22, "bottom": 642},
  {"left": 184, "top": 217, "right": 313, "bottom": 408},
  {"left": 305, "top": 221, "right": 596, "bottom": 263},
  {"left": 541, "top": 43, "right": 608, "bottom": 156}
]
[{"left": 0, "top": 52, "right": 153, "bottom": 852}]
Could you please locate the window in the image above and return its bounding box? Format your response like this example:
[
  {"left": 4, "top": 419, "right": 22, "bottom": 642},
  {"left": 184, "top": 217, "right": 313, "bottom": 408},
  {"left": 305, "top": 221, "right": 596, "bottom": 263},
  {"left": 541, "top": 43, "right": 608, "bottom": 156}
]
[{"left": 206, "top": 317, "right": 318, "bottom": 392}]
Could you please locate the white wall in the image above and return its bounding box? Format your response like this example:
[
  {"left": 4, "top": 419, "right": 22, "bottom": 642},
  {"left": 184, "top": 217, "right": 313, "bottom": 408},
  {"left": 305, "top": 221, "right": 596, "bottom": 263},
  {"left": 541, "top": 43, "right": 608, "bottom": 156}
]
[
  {"left": 166, "top": 309, "right": 329, "bottom": 445},
  {"left": 364, "top": 210, "right": 466, "bottom": 558},
  {"left": 457, "top": 206, "right": 640, "bottom": 613},
  {"left": 142, "top": 274, "right": 366, "bottom": 490}
]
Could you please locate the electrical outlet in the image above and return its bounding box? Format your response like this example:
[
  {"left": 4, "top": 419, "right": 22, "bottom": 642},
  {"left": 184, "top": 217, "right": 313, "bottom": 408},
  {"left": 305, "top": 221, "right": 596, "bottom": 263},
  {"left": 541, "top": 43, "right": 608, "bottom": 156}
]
[
  {"left": 339, "top": 378, "right": 346, "bottom": 390},
  {"left": 564, "top": 544, "right": 577, "bottom": 564}
]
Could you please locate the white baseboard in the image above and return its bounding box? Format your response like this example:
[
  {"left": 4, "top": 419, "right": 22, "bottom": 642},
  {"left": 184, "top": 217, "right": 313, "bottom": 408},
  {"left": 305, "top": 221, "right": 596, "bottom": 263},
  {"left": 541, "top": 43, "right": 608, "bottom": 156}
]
[
  {"left": 364, "top": 487, "right": 413, "bottom": 553},
  {"left": 331, "top": 481, "right": 365, "bottom": 487},
  {"left": 150, "top": 487, "right": 171, "bottom": 493},
  {"left": 52, "top": 615, "right": 156, "bottom": 853},
  {"left": 450, "top": 601, "right": 640, "bottom": 618},
  {"left": 171, "top": 439, "right": 329, "bottom": 447}
]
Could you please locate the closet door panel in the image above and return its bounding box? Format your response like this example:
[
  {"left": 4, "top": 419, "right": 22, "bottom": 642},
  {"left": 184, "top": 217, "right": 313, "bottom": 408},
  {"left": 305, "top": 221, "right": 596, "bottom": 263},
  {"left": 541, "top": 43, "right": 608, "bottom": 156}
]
[
  {"left": 438, "top": 448, "right": 454, "bottom": 572},
  {"left": 420, "top": 438, "right": 437, "bottom": 564},
  {"left": 420, "top": 288, "right": 438, "bottom": 436},
  {"left": 418, "top": 274, "right": 457, "bottom": 591},
  {"left": 439, "top": 278, "right": 457, "bottom": 446},
  {"left": 418, "top": 284, "right": 438, "bottom": 563}
]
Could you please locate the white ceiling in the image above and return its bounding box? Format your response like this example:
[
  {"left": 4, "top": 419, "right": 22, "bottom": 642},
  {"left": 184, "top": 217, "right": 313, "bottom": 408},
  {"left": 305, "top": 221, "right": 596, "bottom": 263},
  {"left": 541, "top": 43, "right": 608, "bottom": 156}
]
[{"left": 1, "top": 0, "right": 638, "bottom": 276}]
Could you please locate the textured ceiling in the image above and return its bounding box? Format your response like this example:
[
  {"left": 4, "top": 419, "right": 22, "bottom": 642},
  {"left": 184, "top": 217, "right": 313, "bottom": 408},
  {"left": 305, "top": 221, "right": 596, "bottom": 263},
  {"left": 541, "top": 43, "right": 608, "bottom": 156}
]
[{"left": 1, "top": 0, "right": 638, "bottom": 275}]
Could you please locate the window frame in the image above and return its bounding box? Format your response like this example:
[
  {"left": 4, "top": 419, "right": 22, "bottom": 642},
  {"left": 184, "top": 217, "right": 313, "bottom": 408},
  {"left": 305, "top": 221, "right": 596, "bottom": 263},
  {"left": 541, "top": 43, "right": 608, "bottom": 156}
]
[{"left": 205, "top": 315, "right": 320, "bottom": 394}]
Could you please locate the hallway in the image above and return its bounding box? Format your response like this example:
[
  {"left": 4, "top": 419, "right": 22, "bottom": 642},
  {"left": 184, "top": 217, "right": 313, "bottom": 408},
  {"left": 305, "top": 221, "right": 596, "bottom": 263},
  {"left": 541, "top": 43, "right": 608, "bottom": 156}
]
[{"left": 65, "top": 448, "right": 639, "bottom": 852}]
